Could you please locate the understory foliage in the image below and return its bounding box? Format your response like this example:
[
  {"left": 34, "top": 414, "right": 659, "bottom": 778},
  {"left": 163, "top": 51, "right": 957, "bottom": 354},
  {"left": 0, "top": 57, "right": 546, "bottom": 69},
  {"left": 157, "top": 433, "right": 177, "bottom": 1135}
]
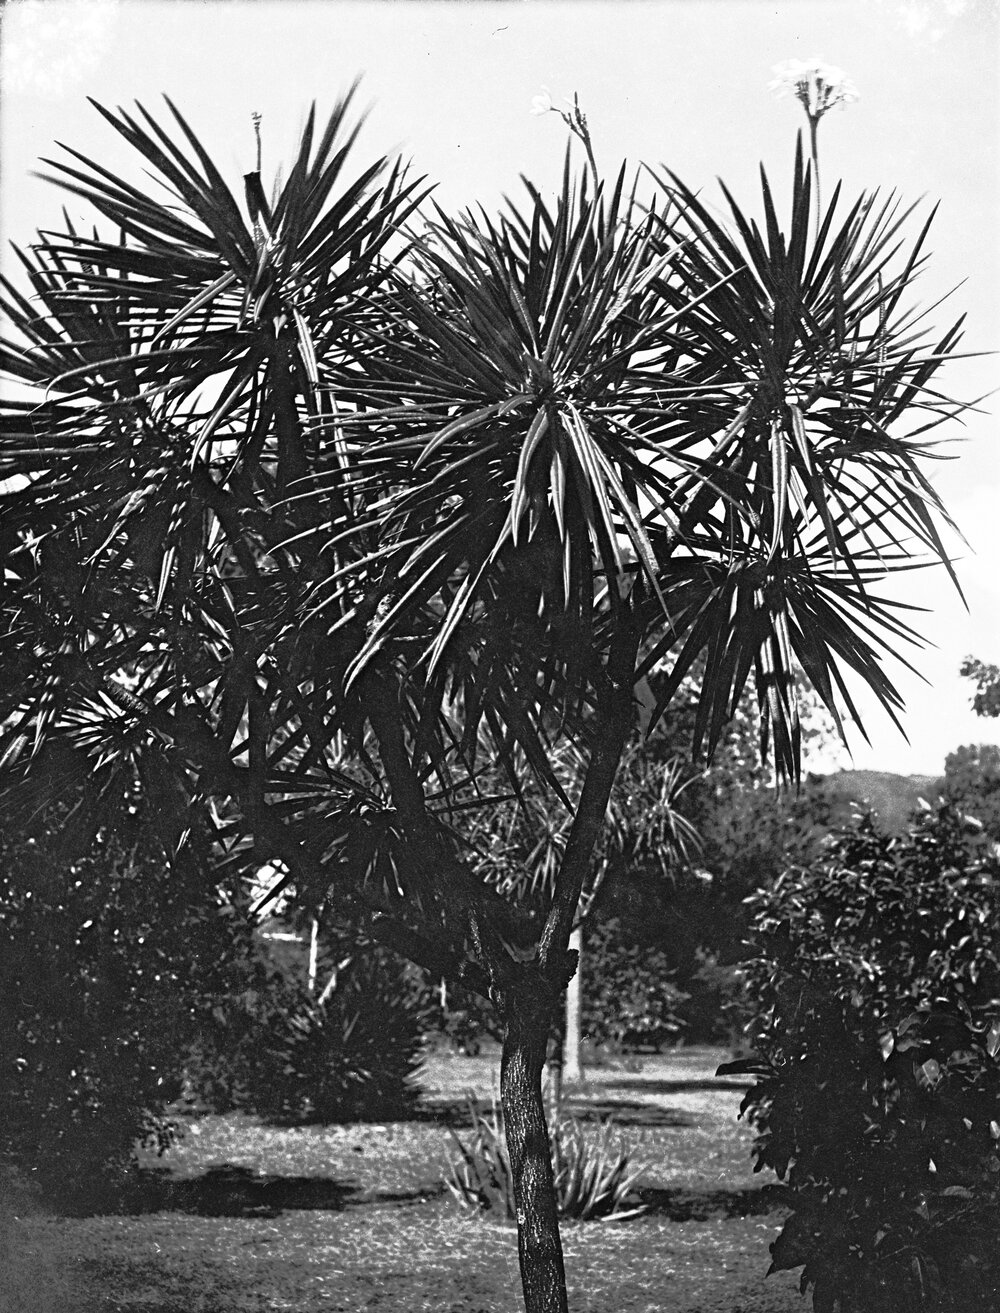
[
  {"left": 577, "top": 688, "right": 843, "bottom": 1051},
  {"left": 959, "top": 657, "right": 1000, "bottom": 721},
  {"left": 728, "top": 806, "right": 1000, "bottom": 1312},
  {"left": 0, "top": 783, "right": 258, "bottom": 1213},
  {"left": 581, "top": 916, "right": 687, "bottom": 1049},
  {"left": 186, "top": 941, "right": 429, "bottom": 1123},
  {"left": 457, "top": 670, "right": 843, "bottom": 1056},
  {"left": 425, "top": 980, "right": 502, "bottom": 1055},
  {"left": 446, "top": 1095, "right": 647, "bottom": 1222},
  {"left": 941, "top": 742, "right": 1000, "bottom": 842}
]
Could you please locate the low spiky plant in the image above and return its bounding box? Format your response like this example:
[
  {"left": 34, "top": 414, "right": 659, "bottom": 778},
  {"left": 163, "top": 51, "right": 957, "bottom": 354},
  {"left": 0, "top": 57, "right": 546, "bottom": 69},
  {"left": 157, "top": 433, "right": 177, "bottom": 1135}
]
[{"left": 446, "top": 1094, "right": 647, "bottom": 1222}]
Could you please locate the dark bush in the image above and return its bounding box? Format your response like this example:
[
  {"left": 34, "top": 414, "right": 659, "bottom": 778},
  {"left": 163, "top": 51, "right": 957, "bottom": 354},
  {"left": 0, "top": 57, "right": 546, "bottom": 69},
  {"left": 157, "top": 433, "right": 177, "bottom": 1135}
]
[
  {"left": 941, "top": 743, "right": 1000, "bottom": 841},
  {"left": 0, "top": 800, "right": 257, "bottom": 1213},
  {"left": 409, "top": 972, "right": 502, "bottom": 1055},
  {"left": 179, "top": 966, "right": 295, "bottom": 1114},
  {"left": 729, "top": 805, "right": 1000, "bottom": 1312},
  {"left": 256, "top": 949, "right": 430, "bottom": 1123},
  {"left": 186, "top": 940, "right": 431, "bottom": 1123},
  {"left": 675, "top": 949, "right": 749, "bottom": 1048},
  {"left": 583, "top": 916, "right": 687, "bottom": 1050}
]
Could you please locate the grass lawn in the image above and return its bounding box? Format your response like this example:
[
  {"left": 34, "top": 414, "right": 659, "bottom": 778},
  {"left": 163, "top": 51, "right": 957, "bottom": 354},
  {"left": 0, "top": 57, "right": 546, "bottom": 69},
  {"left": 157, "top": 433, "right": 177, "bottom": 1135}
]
[{"left": 1, "top": 1048, "right": 805, "bottom": 1313}]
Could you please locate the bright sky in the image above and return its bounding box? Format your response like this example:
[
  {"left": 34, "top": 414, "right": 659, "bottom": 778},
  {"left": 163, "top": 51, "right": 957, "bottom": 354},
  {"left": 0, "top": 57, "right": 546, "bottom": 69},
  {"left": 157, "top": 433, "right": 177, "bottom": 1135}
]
[{"left": 2, "top": 0, "right": 998, "bottom": 778}]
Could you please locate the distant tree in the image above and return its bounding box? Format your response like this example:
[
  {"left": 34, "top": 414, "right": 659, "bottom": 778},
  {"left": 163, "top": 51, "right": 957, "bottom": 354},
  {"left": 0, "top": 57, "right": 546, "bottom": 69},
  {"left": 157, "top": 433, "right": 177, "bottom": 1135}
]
[
  {"left": 591, "top": 683, "right": 842, "bottom": 1046},
  {"left": 960, "top": 657, "right": 1000, "bottom": 719},
  {"left": 940, "top": 659, "right": 1000, "bottom": 840},
  {"left": 941, "top": 743, "right": 1000, "bottom": 841}
]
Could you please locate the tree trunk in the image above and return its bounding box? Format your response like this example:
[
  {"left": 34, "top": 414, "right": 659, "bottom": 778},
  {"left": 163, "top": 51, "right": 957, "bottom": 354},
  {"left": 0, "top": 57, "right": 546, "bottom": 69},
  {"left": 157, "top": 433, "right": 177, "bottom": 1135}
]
[
  {"left": 307, "top": 917, "right": 319, "bottom": 995},
  {"left": 545, "top": 1052, "right": 563, "bottom": 1122},
  {"left": 562, "top": 923, "right": 584, "bottom": 1085},
  {"left": 499, "top": 976, "right": 568, "bottom": 1313}
]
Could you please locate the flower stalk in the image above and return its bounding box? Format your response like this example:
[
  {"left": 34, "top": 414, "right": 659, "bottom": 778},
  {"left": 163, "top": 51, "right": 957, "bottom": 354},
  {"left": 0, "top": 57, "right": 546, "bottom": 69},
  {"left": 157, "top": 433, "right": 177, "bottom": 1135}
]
[
  {"left": 769, "top": 58, "right": 859, "bottom": 241},
  {"left": 530, "top": 87, "right": 599, "bottom": 189}
]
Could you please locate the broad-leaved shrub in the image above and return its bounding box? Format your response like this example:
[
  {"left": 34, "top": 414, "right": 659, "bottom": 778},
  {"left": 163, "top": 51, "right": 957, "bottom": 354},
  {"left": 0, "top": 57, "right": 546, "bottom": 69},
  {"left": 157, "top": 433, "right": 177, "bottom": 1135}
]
[
  {"left": 1, "top": 798, "right": 257, "bottom": 1213},
  {"left": 727, "top": 806, "right": 1000, "bottom": 1312}
]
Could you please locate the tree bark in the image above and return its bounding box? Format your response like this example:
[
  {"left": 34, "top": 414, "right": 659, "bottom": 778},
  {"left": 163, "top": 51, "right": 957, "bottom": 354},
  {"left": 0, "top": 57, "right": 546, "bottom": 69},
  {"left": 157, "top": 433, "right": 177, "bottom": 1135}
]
[
  {"left": 307, "top": 917, "right": 319, "bottom": 994},
  {"left": 499, "top": 973, "right": 568, "bottom": 1313},
  {"left": 495, "top": 625, "right": 638, "bottom": 1313},
  {"left": 562, "top": 923, "right": 584, "bottom": 1084},
  {"left": 537, "top": 618, "right": 640, "bottom": 974}
]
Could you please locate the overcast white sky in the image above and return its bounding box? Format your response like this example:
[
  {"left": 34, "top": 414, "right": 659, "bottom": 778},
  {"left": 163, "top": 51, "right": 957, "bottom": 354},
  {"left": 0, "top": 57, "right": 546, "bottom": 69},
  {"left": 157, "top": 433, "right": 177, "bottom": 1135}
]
[{"left": 2, "top": 0, "right": 998, "bottom": 778}]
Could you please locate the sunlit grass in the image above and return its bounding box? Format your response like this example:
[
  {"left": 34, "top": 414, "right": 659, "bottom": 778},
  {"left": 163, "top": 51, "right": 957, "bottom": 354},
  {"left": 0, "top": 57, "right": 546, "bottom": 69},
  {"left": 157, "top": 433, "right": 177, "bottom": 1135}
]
[{"left": 3, "top": 1049, "right": 803, "bottom": 1313}]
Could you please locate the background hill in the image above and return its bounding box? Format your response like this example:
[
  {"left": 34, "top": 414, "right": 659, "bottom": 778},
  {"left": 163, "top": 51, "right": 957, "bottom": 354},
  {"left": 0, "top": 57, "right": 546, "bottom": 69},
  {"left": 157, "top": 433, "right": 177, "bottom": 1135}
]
[{"left": 812, "top": 769, "right": 943, "bottom": 834}]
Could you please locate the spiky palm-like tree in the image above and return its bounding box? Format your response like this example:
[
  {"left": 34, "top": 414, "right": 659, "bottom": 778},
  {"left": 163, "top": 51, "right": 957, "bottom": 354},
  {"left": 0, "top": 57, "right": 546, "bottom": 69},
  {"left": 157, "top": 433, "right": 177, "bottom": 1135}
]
[{"left": 0, "top": 91, "right": 974, "bottom": 1312}]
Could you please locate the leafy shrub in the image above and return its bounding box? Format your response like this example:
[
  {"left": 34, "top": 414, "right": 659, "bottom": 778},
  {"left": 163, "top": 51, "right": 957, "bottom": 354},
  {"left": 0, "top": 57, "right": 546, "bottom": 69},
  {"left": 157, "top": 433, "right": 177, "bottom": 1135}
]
[
  {"left": 411, "top": 974, "right": 502, "bottom": 1055},
  {"left": 941, "top": 743, "right": 1000, "bottom": 842},
  {"left": 430, "top": 998, "right": 494, "bottom": 1055},
  {"left": 186, "top": 943, "right": 430, "bottom": 1123},
  {"left": 0, "top": 796, "right": 257, "bottom": 1213},
  {"left": 256, "top": 951, "right": 430, "bottom": 1123},
  {"left": 446, "top": 1095, "right": 647, "bottom": 1221},
  {"left": 728, "top": 806, "right": 1000, "bottom": 1311},
  {"left": 582, "top": 916, "right": 687, "bottom": 1050},
  {"left": 179, "top": 965, "right": 298, "bottom": 1114},
  {"left": 674, "top": 948, "right": 751, "bottom": 1047}
]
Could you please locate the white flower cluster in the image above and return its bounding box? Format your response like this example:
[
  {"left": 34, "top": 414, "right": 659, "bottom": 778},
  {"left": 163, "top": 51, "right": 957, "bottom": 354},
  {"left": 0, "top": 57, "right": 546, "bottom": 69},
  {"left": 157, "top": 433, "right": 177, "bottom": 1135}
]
[
  {"left": 769, "top": 58, "right": 859, "bottom": 122},
  {"left": 530, "top": 87, "right": 555, "bottom": 117}
]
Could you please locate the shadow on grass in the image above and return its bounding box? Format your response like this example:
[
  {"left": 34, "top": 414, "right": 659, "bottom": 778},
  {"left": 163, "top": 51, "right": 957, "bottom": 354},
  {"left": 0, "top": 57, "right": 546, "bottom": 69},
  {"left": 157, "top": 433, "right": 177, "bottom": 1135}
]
[
  {"left": 563, "top": 1098, "right": 695, "bottom": 1127},
  {"left": 603, "top": 1077, "right": 752, "bottom": 1095},
  {"left": 123, "top": 1164, "right": 353, "bottom": 1217},
  {"left": 54, "top": 1164, "right": 447, "bottom": 1219},
  {"left": 419, "top": 1094, "right": 696, "bottom": 1128},
  {"left": 637, "top": 1182, "right": 787, "bottom": 1221}
]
